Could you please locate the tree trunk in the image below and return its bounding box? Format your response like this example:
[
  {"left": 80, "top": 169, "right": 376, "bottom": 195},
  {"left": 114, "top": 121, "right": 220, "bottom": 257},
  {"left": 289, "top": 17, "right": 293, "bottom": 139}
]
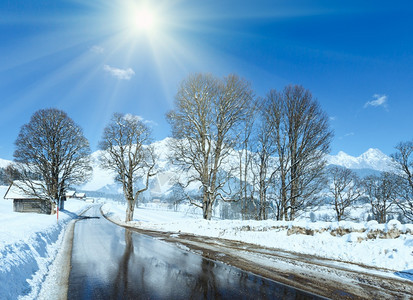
[
  {"left": 203, "top": 199, "right": 213, "bottom": 220},
  {"left": 379, "top": 210, "right": 386, "bottom": 224},
  {"left": 239, "top": 152, "right": 245, "bottom": 220},
  {"left": 290, "top": 144, "right": 297, "bottom": 221},
  {"left": 281, "top": 173, "right": 288, "bottom": 221},
  {"left": 335, "top": 199, "right": 341, "bottom": 221},
  {"left": 125, "top": 198, "right": 136, "bottom": 222}
]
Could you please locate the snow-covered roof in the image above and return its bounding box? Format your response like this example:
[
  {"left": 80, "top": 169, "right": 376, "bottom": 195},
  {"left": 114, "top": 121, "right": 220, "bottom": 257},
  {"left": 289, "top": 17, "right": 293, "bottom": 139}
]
[
  {"left": 75, "top": 192, "right": 86, "bottom": 198},
  {"left": 3, "top": 180, "right": 46, "bottom": 200},
  {"left": 66, "top": 190, "right": 76, "bottom": 197}
]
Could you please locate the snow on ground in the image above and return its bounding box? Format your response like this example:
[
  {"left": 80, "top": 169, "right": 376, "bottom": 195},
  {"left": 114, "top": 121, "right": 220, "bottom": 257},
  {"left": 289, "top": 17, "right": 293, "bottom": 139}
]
[
  {"left": 0, "top": 186, "right": 93, "bottom": 300},
  {"left": 102, "top": 201, "right": 413, "bottom": 278}
]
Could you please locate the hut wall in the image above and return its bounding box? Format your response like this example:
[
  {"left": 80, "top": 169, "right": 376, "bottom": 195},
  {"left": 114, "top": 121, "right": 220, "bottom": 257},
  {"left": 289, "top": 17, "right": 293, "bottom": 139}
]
[{"left": 13, "top": 199, "right": 52, "bottom": 214}]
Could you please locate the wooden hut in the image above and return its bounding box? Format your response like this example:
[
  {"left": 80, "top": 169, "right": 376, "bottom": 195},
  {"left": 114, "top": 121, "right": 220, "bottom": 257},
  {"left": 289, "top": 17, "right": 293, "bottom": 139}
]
[{"left": 3, "top": 181, "right": 54, "bottom": 214}]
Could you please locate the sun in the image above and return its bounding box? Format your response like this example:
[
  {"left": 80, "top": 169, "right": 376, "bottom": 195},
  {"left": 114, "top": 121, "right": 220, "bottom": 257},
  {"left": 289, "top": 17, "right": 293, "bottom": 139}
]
[
  {"left": 127, "top": 5, "right": 159, "bottom": 35},
  {"left": 134, "top": 8, "right": 156, "bottom": 31},
  {"left": 119, "top": 1, "right": 164, "bottom": 37}
]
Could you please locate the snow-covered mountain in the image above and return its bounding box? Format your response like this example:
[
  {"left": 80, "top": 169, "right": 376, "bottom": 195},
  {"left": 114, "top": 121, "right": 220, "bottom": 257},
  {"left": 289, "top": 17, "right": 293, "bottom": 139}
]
[
  {"left": 0, "top": 158, "right": 12, "bottom": 169},
  {"left": 327, "top": 148, "right": 395, "bottom": 172}
]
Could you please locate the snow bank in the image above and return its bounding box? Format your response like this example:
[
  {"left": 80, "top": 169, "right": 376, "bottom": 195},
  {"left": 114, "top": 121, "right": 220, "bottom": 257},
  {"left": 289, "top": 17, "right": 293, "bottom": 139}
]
[
  {"left": 0, "top": 188, "right": 92, "bottom": 300},
  {"left": 102, "top": 202, "right": 413, "bottom": 273}
]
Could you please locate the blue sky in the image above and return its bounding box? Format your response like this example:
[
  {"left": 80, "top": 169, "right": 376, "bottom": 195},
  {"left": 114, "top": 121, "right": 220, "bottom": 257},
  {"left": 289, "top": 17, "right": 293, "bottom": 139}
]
[{"left": 1, "top": 0, "right": 413, "bottom": 160}]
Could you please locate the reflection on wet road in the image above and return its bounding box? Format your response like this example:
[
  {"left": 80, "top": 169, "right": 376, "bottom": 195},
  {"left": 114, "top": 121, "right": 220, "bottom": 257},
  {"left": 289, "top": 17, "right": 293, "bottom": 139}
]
[{"left": 68, "top": 205, "right": 323, "bottom": 299}]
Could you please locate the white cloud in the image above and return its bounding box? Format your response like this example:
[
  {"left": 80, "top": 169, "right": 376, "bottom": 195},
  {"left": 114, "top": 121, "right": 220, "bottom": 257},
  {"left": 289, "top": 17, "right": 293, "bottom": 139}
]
[
  {"left": 364, "top": 94, "right": 388, "bottom": 108},
  {"left": 90, "top": 45, "right": 104, "bottom": 54},
  {"left": 329, "top": 116, "right": 337, "bottom": 121},
  {"left": 143, "top": 119, "right": 158, "bottom": 126},
  {"left": 123, "top": 114, "right": 143, "bottom": 122},
  {"left": 103, "top": 65, "right": 135, "bottom": 80},
  {"left": 123, "top": 114, "right": 158, "bottom": 126},
  {"left": 338, "top": 132, "right": 355, "bottom": 140}
]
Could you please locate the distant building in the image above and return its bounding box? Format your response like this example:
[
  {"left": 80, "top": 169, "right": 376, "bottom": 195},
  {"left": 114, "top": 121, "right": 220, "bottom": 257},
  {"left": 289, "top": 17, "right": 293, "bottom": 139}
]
[
  {"left": 3, "top": 181, "right": 55, "bottom": 214},
  {"left": 75, "top": 192, "right": 86, "bottom": 199},
  {"left": 66, "top": 190, "right": 76, "bottom": 198}
]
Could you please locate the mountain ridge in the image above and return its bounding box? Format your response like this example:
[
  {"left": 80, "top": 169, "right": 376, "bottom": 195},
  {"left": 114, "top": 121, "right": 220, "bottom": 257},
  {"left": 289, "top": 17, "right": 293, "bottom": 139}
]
[{"left": 327, "top": 148, "right": 394, "bottom": 172}]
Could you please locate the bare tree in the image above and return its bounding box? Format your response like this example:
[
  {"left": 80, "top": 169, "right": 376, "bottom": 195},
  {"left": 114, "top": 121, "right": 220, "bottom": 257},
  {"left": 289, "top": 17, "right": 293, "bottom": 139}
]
[
  {"left": 13, "top": 108, "right": 91, "bottom": 210},
  {"left": 99, "top": 113, "right": 156, "bottom": 222},
  {"left": 267, "top": 85, "right": 333, "bottom": 220},
  {"left": 166, "top": 73, "right": 254, "bottom": 220},
  {"left": 251, "top": 98, "right": 279, "bottom": 220},
  {"left": 362, "top": 172, "right": 398, "bottom": 223},
  {"left": 391, "top": 141, "right": 413, "bottom": 221},
  {"left": 329, "top": 166, "right": 362, "bottom": 221},
  {"left": 237, "top": 100, "right": 257, "bottom": 220},
  {"left": 267, "top": 90, "right": 290, "bottom": 220}
]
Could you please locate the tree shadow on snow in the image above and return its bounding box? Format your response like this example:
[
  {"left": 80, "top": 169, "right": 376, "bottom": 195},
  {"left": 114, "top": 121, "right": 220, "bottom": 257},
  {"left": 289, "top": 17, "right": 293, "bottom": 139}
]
[
  {"left": 61, "top": 210, "right": 100, "bottom": 220},
  {"left": 60, "top": 210, "right": 80, "bottom": 219},
  {"left": 394, "top": 270, "right": 413, "bottom": 281}
]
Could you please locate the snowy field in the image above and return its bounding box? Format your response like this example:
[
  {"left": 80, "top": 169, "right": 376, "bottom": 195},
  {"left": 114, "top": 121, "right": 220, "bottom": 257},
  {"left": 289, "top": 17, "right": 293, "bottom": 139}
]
[
  {"left": 0, "top": 186, "right": 92, "bottom": 300},
  {"left": 102, "top": 201, "right": 413, "bottom": 279}
]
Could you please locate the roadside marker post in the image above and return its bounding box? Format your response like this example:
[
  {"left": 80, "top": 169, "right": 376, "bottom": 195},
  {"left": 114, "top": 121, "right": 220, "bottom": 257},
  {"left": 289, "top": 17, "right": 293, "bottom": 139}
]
[{"left": 55, "top": 199, "right": 59, "bottom": 222}]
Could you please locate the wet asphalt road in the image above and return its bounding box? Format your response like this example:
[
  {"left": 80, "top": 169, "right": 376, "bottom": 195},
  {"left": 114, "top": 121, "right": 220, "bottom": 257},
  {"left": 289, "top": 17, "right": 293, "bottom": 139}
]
[{"left": 67, "top": 205, "right": 324, "bottom": 300}]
